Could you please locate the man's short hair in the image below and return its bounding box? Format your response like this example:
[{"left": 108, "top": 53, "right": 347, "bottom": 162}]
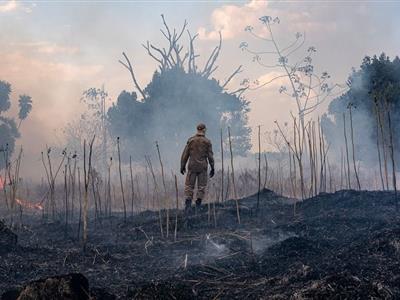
[{"left": 197, "top": 123, "right": 206, "bottom": 131}]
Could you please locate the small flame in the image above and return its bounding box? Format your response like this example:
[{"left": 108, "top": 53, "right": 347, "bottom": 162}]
[
  {"left": 15, "top": 198, "right": 43, "bottom": 210},
  {"left": 0, "top": 176, "right": 4, "bottom": 190}
]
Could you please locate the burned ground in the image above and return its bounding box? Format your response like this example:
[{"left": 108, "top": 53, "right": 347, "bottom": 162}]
[{"left": 1, "top": 189, "right": 400, "bottom": 299}]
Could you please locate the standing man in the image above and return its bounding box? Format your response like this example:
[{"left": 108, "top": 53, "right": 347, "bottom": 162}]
[{"left": 180, "top": 123, "right": 215, "bottom": 213}]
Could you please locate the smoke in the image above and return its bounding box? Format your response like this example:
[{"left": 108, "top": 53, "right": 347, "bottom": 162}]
[
  {"left": 107, "top": 67, "right": 252, "bottom": 168},
  {"left": 250, "top": 231, "right": 297, "bottom": 254},
  {"left": 205, "top": 234, "right": 229, "bottom": 257}
]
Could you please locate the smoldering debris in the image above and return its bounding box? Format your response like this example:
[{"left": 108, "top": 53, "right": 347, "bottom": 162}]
[{"left": 1, "top": 189, "right": 400, "bottom": 299}]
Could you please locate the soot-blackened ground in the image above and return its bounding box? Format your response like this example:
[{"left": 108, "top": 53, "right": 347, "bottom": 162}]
[{"left": 1, "top": 189, "right": 400, "bottom": 299}]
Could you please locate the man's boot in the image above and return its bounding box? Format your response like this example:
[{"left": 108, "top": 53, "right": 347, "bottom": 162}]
[
  {"left": 195, "top": 198, "right": 202, "bottom": 214},
  {"left": 184, "top": 198, "right": 192, "bottom": 229},
  {"left": 185, "top": 198, "right": 192, "bottom": 215}
]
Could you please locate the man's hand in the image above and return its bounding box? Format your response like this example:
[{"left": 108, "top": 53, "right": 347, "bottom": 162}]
[
  {"left": 209, "top": 168, "right": 215, "bottom": 178},
  {"left": 180, "top": 167, "right": 186, "bottom": 175}
]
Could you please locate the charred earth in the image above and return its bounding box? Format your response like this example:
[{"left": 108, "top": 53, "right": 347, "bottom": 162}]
[{"left": 1, "top": 189, "right": 400, "bottom": 299}]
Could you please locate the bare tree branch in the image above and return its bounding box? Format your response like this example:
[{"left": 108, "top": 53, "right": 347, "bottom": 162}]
[
  {"left": 229, "top": 86, "right": 249, "bottom": 95},
  {"left": 119, "top": 52, "right": 147, "bottom": 100},
  {"left": 187, "top": 30, "right": 199, "bottom": 73},
  {"left": 142, "top": 41, "right": 164, "bottom": 67},
  {"left": 249, "top": 74, "right": 289, "bottom": 90},
  {"left": 202, "top": 31, "right": 222, "bottom": 77},
  {"left": 222, "top": 65, "right": 243, "bottom": 89}
]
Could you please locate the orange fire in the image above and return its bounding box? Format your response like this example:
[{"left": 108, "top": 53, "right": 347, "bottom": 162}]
[
  {"left": 0, "top": 176, "right": 4, "bottom": 190},
  {"left": 15, "top": 198, "right": 43, "bottom": 210}
]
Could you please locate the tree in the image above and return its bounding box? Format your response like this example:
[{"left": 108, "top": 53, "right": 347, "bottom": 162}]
[
  {"left": 61, "top": 86, "right": 111, "bottom": 170},
  {"left": 18, "top": 95, "right": 32, "bottom": 128},
  {"left": 0, "top": 80, "right": 33, "bottom": 169},
  {"left": 107, "top": 16, "right": 251, "bottom": 162},
  {"left": 322, "top": 53, "right": 400, "bottom": 166}
]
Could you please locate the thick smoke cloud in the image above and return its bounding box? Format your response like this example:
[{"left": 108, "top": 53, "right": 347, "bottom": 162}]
[{"left": 107, "top": 67, "right": 251, "bottom": 166}]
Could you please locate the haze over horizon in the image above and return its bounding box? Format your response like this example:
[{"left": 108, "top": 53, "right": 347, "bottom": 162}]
[{"left": 0, "top": 0, "right": 399, "bottom": 178}]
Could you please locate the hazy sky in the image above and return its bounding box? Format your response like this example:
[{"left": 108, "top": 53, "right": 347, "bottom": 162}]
[{"left": 0, "top": 0, "right": 399, "bottom": 176}]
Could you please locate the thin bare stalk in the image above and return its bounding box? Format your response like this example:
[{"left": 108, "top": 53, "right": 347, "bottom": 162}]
[
  {"left": 145, "top": 155, "right": 164, "bottom": 238},
  {"left": 257, "top": 125, "right": 261, "bottom": 209},
  {"left": 343, "top": 113, "right": 351, "bottom": 189},
  {"left": 387, "top": 108, "right": 397, "bottom": 210},
  {"left": 129, "top": 156, "right": 135, "bottom": 217},
  {"left": 156, "top": 141, "right": 169, "bottom": 237},
  {"left": 117, "top": 137, "right": 127, "bottom": 223},
  {"left": 174, "top": 174, "right": 179, "bottom": 241},
  {"left": 83, "top": 135, "right": 95, "bottom": 251},
  {"left": 220, "top": 128, "right": 224, "bottom": 202},
  {"left": 228, "top": 127, "right": 240, "bottom": 224},
  {"left": 374, "top": 104, "right": 385, "bottom": 190},
  {"left": 348, "top": 104, "right": 361, "bottom": 190}
]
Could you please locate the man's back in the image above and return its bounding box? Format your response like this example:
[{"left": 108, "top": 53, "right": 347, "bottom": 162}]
[{"left": 181, "top": 132, "right": 213, "bottom": 173}]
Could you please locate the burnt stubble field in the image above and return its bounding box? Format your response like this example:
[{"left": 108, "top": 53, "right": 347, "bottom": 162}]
[{"left": 1, "top": 188, "right": 400, "bottom": 299}]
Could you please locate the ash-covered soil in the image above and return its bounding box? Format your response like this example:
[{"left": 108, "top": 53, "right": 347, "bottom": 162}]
[{"left": 1, "top": 189, "right": 400, "bottom": 299}]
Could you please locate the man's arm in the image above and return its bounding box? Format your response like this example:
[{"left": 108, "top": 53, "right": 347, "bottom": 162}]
[
  {"left": 208, "top": 141, "right": 215, "bottom": 177},
  {"left": 180, "top": 140, "right": 190, "bottom": 174}
]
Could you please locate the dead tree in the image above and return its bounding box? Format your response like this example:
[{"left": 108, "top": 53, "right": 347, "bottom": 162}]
[{"left": 120, "top": 15, "right": 246, "bottom": 99}]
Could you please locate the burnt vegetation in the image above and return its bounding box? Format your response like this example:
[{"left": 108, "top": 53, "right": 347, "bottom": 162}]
[{"left": 1, "top": 15, "right": 400, "bottom": 300}]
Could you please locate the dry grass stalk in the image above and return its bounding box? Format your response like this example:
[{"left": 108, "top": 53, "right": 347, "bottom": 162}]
[
  {"left": 156, "top": 141, "right": 169, "bottom": 237},
  {"left": 343, "top": 113, "right": 351, "bottom": 189},
  {"left": 257, "top": 125, "right": 261, "bottom": 209},
  {"left": 228, "top": 127, "right": 241, "bottom": 224},
  {"left": 129, "top": 156, "right": 135, "bottom": 217},
  {"left": 117, "top": 137, "right": 127, "bottom": 223},
  {"left": 220, "top": 128, "right": 224, "bottom": 203},
  {"left": 83, "top": 135, "right": 95, "bottom": 250},
  {"left": 145, "top": 155, "right": 164, "bottom": 238},
  {"left": 174, "top": 174, "right": 179, "bottom": 241}
]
